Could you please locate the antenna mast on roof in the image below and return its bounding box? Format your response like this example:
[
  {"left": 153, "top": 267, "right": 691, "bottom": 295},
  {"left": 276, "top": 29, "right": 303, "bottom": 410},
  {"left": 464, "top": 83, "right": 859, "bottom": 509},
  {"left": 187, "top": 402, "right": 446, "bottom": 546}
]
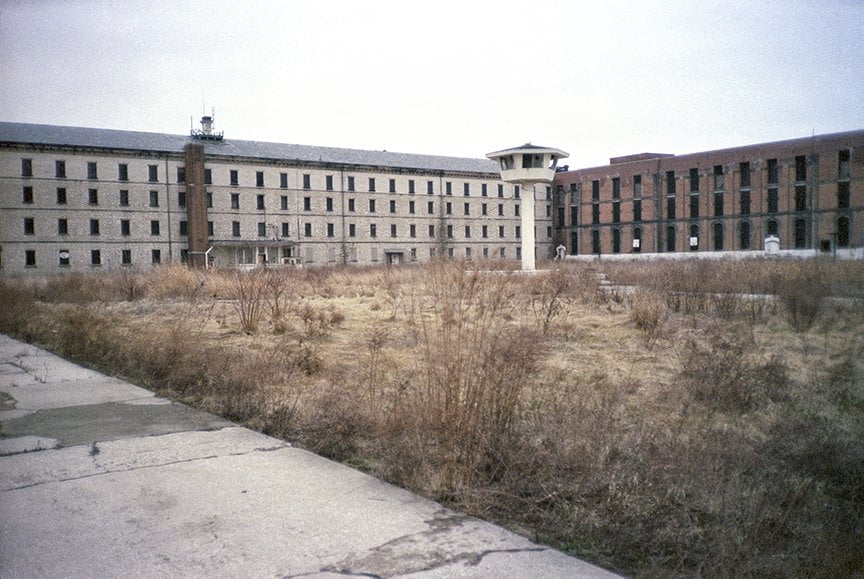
[{"left": 190, "top": 105, "right": 224, "bottom": 141}]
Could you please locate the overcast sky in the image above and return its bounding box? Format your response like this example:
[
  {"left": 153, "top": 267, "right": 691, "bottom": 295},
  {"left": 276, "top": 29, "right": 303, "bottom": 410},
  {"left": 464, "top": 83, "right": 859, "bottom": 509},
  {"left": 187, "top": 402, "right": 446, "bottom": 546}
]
[{"left": 1, "top": 0, "right": 862, "bottom": 167}]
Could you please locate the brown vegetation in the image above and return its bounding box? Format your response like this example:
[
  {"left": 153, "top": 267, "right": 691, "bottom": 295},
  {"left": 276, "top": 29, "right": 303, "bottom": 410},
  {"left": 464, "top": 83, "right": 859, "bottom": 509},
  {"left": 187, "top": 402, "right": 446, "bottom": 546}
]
[{"left": 1, "top": 257, "right": 862, "bottom": 577}]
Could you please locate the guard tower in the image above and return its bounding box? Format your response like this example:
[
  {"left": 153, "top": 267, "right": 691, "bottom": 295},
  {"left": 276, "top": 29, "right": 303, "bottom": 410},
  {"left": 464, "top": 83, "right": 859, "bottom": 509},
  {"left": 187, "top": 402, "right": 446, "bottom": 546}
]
[{"left": 487, "top": 144, "right": 568, "bottom": 271}]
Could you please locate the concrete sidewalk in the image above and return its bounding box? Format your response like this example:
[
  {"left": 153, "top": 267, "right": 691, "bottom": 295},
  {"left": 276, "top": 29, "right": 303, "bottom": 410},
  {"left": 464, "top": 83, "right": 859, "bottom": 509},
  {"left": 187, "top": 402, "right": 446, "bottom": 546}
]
[{"left": 0, "top": 334, "right": 617, "bottom": 578}]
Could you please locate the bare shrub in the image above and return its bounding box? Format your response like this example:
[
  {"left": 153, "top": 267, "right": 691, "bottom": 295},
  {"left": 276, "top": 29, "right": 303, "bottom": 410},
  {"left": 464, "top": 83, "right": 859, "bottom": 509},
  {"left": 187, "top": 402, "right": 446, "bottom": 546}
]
[
  {"left": 294, "top": 301, "right": 342, "bottom": 339},
  {"left": 628, "top": 289, "right": 667, "bottom": 348},
  {"left": 528, "top": 268, "right": 573, "bottom": 334},
  {"left": 678, "top": 324, "right": 789, "bottom": 412},
  {"left": 227, "top": 269, "right": 267, "bottom": 333},
  {"left": 776, "top": 262, "right": 827, "bottom": 332},
  {"left": 0, "top": 281, "right": 39, "bottom": 337},
  {"left": 144, "top": 262, "right": 206, "bottom": 300}
]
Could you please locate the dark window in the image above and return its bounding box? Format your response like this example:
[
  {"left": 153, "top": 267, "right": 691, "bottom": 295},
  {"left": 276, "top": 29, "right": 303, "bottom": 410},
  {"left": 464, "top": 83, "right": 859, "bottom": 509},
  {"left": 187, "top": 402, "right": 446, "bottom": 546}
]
[
  {"left": 571, "top": 231, "right": 579, "bottom": 254},
  {"left": 666, "top": 196, "right": 676, "bottom": 219},
  {"left": 498, "top": 203, "right": 504, "bottom": 216},
  {"left": 498, "top": 225, "right": 505, "bottom": 238},
  {"left": 794, "top": 218, "right": 807, "bottom": 248},
  {"left": 150, "top": 220, "right": 160, "bottom": 235},
  {"left": 282, "top": 223, "right": 290, "bottom": 237},
  {"left": 304, "top": 197, "right": 312, "bottom": 211},
  {"left": 177, "top": 167, "right": 185, "bottom": 183},
  {"left": 428, "top": 201, "right": 435, "bottom": 214},
  {"left": 256, "top": 171, "right": 264, "bottom": 187},
  {"left": 56, "top": 188, "right": 67, "bottom": 204},
  {"left": 430, "top": 224, "right": 436, "bottom": 238},
  {"left": 120, "top": 220, "right": 130, "bottom": 236},
  {"left": 666, "top": 171, "right": 676, "bottom": 195},
  {"left": 713, "top": 223, "right": 724, "bottom": 251},
  {"left": 795, "top": 155, "right": 806, "bottom": 182},
  {"left": 118, "top": 164, "right": 128, "bottom": 181},
  {"left": 690, "top": 168, "right": 699, "bottom": 192},
  {"left": 178, "top": 191, "right": 186, "bottom": 207},
  {"left": 370, "top": 223, "right": 377, "bottom": 238},
  {"left": 446, "top": 202, "right": 452, "bottom": 215},
  {"left": 148, "top": 165, "right": 158, "bottom": 182},
  {"left": 767, "top": 220, "right": 778, "bottom": 236},
  {"left": 369, "top": 178, "right": 376, "bottom": 192},
  {"left": 149, "top": 190, "right": 159, "bottom": 207},
  {"left": 409, "top": 180, "right": 415, "bottom": 194},
  {"left": 328, "top": 223, "right": 335, "bottom": 238},
  {"left": 740, "top": 190, "right": 751, "bottom": 215},
  {"left": 612, "top": 202, "right": 620, "bottom": 223},
  {"left": 481, "top": 202, "right": 487, "bottom": 216},
  {"left": 305, "top": 223, "right": 312, "bottom": 237},
  {"left": 713, "top": 165, "right": 724, "bottom": 190},
  {"left": 612, "top": 229, "right": 621, "bottom": 253},
  {"left": 410, "top": 224, "right": 417, "bottom": 238},
  {"left": 592, "top": 180, "right": 600, "bottom": 200},
  {"left": 839, "top": 150, "right": 851, "bottom": 180},
  {"left": 21, "top": 158, "right": 32, "bottom": 177},
  {"left": 121, "top": 250, "right": 132, "bottom": 265},
  {"left": 280, "top": 173, "right": 288, "bottom": 188},
  {"left": 464, "top": 225, "right": 471, "bottom": 238},
  {"left": 714, "top": 192, "right": 724, "bottom": 217},
  {"left": 464, "top": 182, "right": 470, "bottom": 196},
  {"left": 281, "top": 195, "right": 288, "bottom": 210},
  {"left": 303, "top": 174, "right": 311, "bottom": 189},
  {"left": 390, "top": 200, "right": 396, "bottom": 213},
  {"left": 369, "top": 199, "right": 376, "bottom": 213},
  {"left": 666, "top": 226, "right": 676, "bottom": 252},
  {"left": 633, "top": 200, "right": 642, "bottom": 222},
  {"left": 58, "top": 218, "right": 68, "bottom": 235},
  {"left": 25, "top": 250, "right": 36, "bottom": 267},
  {"left": 348, "top": 198, "right": 356, "bottom": 212},
  {"left": 326, "top": 175, "right": 334, "bottom": 191},
  {"left": 612, "top": 177, "right": 620, "bottom": 199},
  {"left": 23, "top": 218, "right": 34, "bottom": 235},
  {"left": 409, "top": 200, "right": 415, "bottom": 214},
  {"left": 349, "top": 223, "right": 356, "bottom": 237},
  {"left": 258, "top": 222, "right": 266, "bottom": 237},
  {"left": 87, "top": 162, "right": 98, "bottom": 180},
  {"left": 481, "top": 183, "right": 487, "bottom": 197},
  {"left": 571, "top": 205, "right": 579, "bottom": 225},
  {"left": 389, "top": 179, "right": 396, "bottom": 193},
  {"left": 22, "top": 186, "right": 33, "bottom": 204},
  {"left": 795, "top": 185, "right": 806, "bottom": 211},
  {"left": 231, "top": 193, "right": 240, "bottom": 209},
  {"left": 326, "top": 197, "right": 334, "bottom": 212},
  {"left": 119, "top": 189, "right": 129, "bottom": 206},
  {"left": 768, "top": 188, "right": 779, "bottom": 213},
  {"left": 232, "top": 221, "right": 241, "bottom": 237},
  {"left": 230, "top": 170, "right": 239, "bottom": 186},
  {"left": 55, "top": 160, "right": 66, "bottom": 178},
  {"left": 207, "top": 221, "right": 214, "bottom": 237},
  {"left": 740, "top": 221, "right": 751, "bottom": 250},
  {"left": 91, "top": 250, "right": 101, "bottom": 266},
  {"left": 257, "top": 194, "right": 265, "bottom": 210},
  {"left": 446, "top": 181, "right": 452, "bottom": 195},
  {"left": 464, "top": 202, "right": 470, "bottom": 216},
  {"left": 837, "top": 216, "right": 850, "bottom": 247},
  {"left": 514, "top": 204, "right": 519, "bottom": 217},
  {"left": 428, "top": 181, "right": 435, "bottom": 194},
  {"left": 391, "top": 224, "right": 397, "bottom": 238},
  {"left": 497, "top": 184, "right": 503, "bottom": 197},
  {"left": 204, "top": 169, "right": 212, "bottom": 185},
  {"left": 767, "top": 159, "right": 778, "bottom": 184},
  {"left": 632, "top": 227, "right": 641, "bottom": 253},
  {"left": 592, "top": 230, "right": 601, "bottom": 254},
  {"left": 592, "top": 203, "right": 600, "bottom": 224},
  {"left": 482, "top": 224, "right": 488, "bottom": 238},
  {"left": 151, "top": 250, "right": 161, "bottom": 264},
  {"left": 90, "top": 219, "right": 100, "bottom": 235},
  {"left": 739, "top": 162, "right": 751, "bottom": 188},
  {"left": 348, "top": 176, "right": 355, "bottom": 191},
  {"left": 633, "top": 175, "right": 642, "bottom": 198},
  {"left": 689, "top": 194, "right": 699, "bottom": 218},
  {"left": 179, "top": 221, "right": 188, "bottom": 236},
  {"left": 838, "top": 182, "right": 850, "bottom": 208}
]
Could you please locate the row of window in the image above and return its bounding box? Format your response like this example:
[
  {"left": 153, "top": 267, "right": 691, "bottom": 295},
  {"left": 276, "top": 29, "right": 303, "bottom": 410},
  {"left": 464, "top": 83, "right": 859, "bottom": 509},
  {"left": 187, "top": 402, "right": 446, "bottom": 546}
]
[
  {"left": 19, "top": 158, "right": 515, "bottom": 195},
  {"left": 18, "top": 248, "right": 163, "bottom": 267},
  {"left": 569, "top": 151, "right": 852, "bottom": 202},
  {"left": 16, "top": 217, "right": 534, "bottom": 241}
]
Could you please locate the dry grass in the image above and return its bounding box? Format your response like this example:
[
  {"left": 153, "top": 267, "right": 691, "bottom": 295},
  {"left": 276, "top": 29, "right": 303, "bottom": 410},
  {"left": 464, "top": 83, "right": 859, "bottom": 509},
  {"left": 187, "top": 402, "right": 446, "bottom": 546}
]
[{"left": 1, "top": 258, "right": 862, "bottom": 577}]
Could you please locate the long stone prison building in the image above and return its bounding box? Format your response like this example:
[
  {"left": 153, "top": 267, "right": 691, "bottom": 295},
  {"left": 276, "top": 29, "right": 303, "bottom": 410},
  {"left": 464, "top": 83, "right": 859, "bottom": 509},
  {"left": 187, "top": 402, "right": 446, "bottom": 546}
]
[{"left": 0, "top": 122, "right": 862, "bottom": 275}]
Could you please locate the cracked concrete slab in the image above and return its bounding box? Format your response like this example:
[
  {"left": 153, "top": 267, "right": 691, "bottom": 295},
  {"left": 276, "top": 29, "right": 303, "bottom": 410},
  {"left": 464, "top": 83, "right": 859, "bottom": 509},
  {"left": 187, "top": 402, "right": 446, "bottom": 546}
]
[
  {"left": 0, "top": 376, "right": 156, "bottom": 410},
  {"left": 0, "top": 333, "right": 618, "bottom": 578}
]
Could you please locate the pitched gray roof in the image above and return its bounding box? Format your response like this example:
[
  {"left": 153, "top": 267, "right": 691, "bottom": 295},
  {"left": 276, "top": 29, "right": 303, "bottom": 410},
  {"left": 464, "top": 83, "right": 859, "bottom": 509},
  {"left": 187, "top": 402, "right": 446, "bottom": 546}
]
[{"left": 0, "top": 121, "right": 501, "bottom": 175}]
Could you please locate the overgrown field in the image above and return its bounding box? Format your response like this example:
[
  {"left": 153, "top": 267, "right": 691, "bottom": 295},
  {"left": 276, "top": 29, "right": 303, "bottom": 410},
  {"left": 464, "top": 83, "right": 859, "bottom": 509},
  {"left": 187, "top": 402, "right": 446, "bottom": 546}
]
[{"left": 1, "top": 258, "right": 862, "bottom": 576}]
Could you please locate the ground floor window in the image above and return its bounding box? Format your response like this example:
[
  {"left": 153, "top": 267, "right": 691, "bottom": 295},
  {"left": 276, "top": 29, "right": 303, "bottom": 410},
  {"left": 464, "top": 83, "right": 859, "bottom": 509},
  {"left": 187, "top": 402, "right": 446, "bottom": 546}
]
[
  {"left": 666, "top": 226, "right": 676, "bottom": 252},
  {"left": 837, "top": 216, "right": 850, "bottom": 247},
  {"left": 739, "top": 221, "right": 751, "bottom": 250},
  {"left": 794, "top": 218, "right": 807, "bottom": 249}
]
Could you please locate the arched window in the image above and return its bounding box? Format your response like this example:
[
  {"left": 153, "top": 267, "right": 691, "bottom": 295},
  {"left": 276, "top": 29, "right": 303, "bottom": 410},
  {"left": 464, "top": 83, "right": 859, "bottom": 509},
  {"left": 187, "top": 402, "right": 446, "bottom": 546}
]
[
  {"left": 689, "top": 223, "right": 699, "bottom": 251},
  {"left": 713, "top": 222, "right": 724, "bottom": 251},
  {"left": 740, "top": 221, "right": 751, "bottom": 250},
  {"left": 766, "top": 219, "right": 778, "bottom": 236},
  {"left": 837, "top": 216, "right": 850, "bottom": 248}
]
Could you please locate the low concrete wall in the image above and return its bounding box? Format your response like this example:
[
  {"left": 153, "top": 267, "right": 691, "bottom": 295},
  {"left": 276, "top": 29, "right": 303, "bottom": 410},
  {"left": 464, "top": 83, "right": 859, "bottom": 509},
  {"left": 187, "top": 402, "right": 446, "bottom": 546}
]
[{"left": 563, "top": 247, "right": 864, "bottom": 262}]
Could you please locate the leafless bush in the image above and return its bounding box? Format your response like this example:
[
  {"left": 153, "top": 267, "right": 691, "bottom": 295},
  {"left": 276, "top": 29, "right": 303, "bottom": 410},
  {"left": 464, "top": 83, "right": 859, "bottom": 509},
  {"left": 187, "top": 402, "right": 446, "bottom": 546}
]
[
  {"left": 628, "top": 289, "right": 667, "bottom": 348},
  {"left": 528, "top": 269, "right": 573, "bottom": 334},
  {"left": 227, "top": 269, "right": 267, "bottom": 333},
  {"left": 775, "top": 262, "right": 827, "bottom": 332}
]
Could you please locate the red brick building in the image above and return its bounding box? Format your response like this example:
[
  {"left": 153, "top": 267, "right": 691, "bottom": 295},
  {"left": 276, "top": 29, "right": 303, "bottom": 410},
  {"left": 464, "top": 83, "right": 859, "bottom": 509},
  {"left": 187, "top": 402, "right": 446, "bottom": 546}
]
[{"left": 552, "top": 130, "right": 864, "bottom": 257}]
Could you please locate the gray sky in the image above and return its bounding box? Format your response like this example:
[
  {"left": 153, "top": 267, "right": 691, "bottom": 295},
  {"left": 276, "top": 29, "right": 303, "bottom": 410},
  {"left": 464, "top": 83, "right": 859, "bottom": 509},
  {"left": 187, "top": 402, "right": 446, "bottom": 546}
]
[{"left": 1, "top": 0, "right": 862, "bottom": 167}]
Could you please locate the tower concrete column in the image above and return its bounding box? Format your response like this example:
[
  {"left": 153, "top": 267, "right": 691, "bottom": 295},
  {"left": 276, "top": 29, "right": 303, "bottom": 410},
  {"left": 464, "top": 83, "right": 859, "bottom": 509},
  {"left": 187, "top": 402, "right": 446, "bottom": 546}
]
[{"left": 522, "top": 183, "right": 536, "bottom": 271}]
